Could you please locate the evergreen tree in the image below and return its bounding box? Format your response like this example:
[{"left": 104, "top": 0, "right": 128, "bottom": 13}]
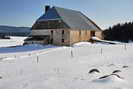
[{"left": 103, "top": 21, "right": 133, "bottom": 42}]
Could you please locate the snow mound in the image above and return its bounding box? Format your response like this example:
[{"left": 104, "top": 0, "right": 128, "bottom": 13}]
[
  {"left": 92, "top": 36, "right": 122, "bottom": 44},
  {"left": 91, "top": 37, "right": 101, "bottom": 41},
  {"left": 0, "top": 36, "right": 27, "bottom": 47},
  {"left": 73, "top": 42, "right": 92, "bottom": 46},
  {"left": 93, "top": 74, "right": 124, "bottom": 83},
  {"left": 10, "top": 36, "right": 27, "bottom": 41}
]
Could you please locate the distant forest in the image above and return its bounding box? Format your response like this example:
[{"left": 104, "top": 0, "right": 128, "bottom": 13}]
[
  {"left": 103, "top": 22, "right": 133, "bottom": 42},
  {"left": 0, "top": 25, "right": 31, "bottom": 37}
]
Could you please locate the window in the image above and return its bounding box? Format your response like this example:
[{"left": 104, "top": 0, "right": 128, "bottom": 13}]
[
  {"left": 51, "top": 30, "right": 53, "bottom": 35},
  {"left": 62, "top": 30, "right": 64, "bottom": 35},
  {"left": 91, "top": 31, "right": 95, "bottom": 36},
  {"left": 62, "top": 39, "right": 64, "bottom": 43},
  {"left": 79, "top": 31, "right": 81, "bottom": 36},
  {"left": 62, "top": 30, "right": 64, "bottom": 38}
]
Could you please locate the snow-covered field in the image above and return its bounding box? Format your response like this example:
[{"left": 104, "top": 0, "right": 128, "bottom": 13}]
[
  {"left": 0, "top": 37, "right": 133, "bottom": 89},
  {"left": 0, "top": 36, "right": 26, "bottom": 47}
]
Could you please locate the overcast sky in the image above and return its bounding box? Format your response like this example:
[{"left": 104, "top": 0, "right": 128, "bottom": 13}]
[{"left": 0, "top": 0, "right": 133, "bottom": 29}]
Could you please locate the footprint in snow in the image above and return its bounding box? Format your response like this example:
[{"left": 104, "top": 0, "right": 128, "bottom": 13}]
[
  {"left": 0, "top": 76, "right": 2, "bottom": 79},
  {"left": 92, "top": 74, "right": 124, "bottom": 83},
  {"left": 107, "top": 63, "right": 115, "bottom": 67},
  {"left": 122, "top": 65, "right": 128, "bottom": 68},
  {"left": 88, "top": 69, "right": 100, "bottom": 74},
  {"left": 112, "top": 70, "right": 121, "bottom": 74}
]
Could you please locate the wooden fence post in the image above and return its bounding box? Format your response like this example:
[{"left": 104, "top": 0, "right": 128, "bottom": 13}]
[
  {"left": 124, "top": 44, "right": 127, "bottom": 51},
  {"left": 100, "top": 48, "right": 103, "bottom": 55},
  {"left": 37, "top": 55, "right": 39, "bottom": 63},
  {"left": 71, "top": 49, "right": 74, "bottom": 58}
]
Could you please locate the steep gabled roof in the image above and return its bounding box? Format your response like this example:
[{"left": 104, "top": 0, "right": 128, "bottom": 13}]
[
  {"left": 37, "top": 7, "right": 61, "bottom": 21},
  {"left": 37, "top": 6, "right": 102, "bottom": 31}
]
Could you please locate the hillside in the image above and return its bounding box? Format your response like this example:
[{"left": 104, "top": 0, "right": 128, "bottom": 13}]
[{"left": 0, "top": 25, "right": 31, "bottom": 36}]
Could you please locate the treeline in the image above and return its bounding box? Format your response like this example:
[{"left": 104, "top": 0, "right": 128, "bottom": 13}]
[
  {"left": 0, "top": 25, "right": 31, "bottom": 37},
  {"left": 103, "top": 22, "right": 133, "bottom": 42},
  {"left": 0, "top": 32, "right": 30, "bottom": 37}
]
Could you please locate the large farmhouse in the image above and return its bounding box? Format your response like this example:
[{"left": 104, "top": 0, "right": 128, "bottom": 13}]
[{"left": 25, "top": 6, "right": 103, "bottom": 46}]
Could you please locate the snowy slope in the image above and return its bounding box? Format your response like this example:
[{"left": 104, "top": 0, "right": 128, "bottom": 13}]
[{"left": 0, "top": 38, "right": 133, "bottom": 89}]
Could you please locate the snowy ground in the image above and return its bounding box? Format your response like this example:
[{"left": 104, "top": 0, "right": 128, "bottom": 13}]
[
  {"left": 0, "top": 36, "right": 26, "bottom": 47},
  {"left": 0, "top": 37, "right": 133, "bottom": 89}
]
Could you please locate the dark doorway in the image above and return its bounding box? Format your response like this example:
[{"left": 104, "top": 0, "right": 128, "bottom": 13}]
[
  {"left": 90, "top": 31, "right": 95, "bottom": 37},
  {"left": 50, "top": 38, "right": 53, "bottom": 44},
  {"left": 50, "top": 30, "right": 54, "bottom": 44}
]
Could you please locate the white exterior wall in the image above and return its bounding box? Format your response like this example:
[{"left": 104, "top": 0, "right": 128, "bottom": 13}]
[{"left": 31, "top": 29, "right": 51, "bottom": 36}]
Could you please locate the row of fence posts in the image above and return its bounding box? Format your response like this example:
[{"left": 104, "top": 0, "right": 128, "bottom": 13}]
[
  {"left": 10, "top": 43, "right": 128, "bottom": 63},
  {"left": 100, "top": 43, "right": 127, "bottom": 55},
  {"left": 35, "top": 48, "right": 74, "bottom": 64},
  {"left": 35, "top": 44, "right": 128, "bottom": 63}
]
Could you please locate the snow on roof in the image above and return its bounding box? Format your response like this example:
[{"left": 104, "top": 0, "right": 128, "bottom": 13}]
[{"left": 36, "top": 6, "right": 101, "bottom": 30}]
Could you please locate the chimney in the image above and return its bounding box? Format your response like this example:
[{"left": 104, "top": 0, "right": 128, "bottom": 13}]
[{"left": 45, "top": 5, "right": 50, "bottom": 13}]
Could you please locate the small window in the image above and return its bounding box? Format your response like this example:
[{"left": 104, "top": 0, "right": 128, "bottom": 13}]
[
  {"left": 79, "top": 31, "right": 81, "bottom": 36},
  {"left": 62, "top": 30, "right": 64, "bottom": 35},
  {"left": 91, "top": 31, "right": 95, "bottom": 36},
  {"left": 62, "top": 39, "right": 64, "bottom": 43},
  {"left": 51, "top": 30, "right": 53, "bottom": 35}
]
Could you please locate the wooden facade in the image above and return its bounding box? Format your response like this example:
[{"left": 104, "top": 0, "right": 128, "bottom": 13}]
[
  {"left": 24, "top": 6, "right": 103, "bottom": 46},
  {"left": 27, "top": 29, "right": 102, "bottom": 46}
]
